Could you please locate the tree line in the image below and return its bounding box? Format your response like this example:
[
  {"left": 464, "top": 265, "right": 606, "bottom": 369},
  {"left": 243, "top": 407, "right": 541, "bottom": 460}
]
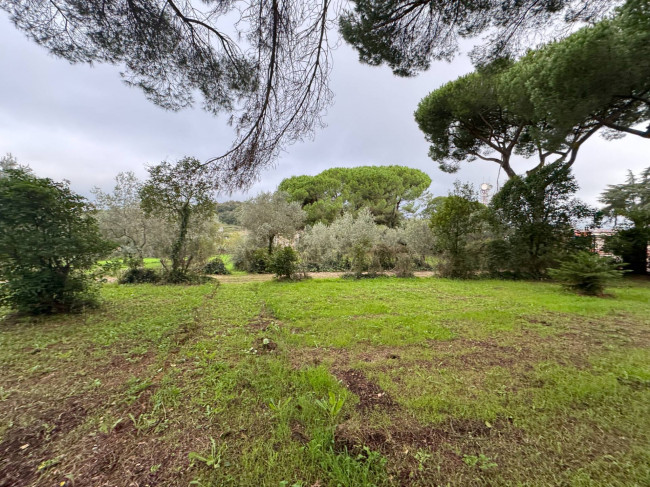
[{"left": 1, "top": 153, "right": 647, "bottom": 315}]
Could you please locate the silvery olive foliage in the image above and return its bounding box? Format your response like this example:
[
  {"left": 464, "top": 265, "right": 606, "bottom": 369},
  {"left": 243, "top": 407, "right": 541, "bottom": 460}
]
[
  {"left": 238, "top": 192, "right": 307, "bottom": 254},
  {"left": 298, "top": 208, "right": 434, "bottom": 272}
]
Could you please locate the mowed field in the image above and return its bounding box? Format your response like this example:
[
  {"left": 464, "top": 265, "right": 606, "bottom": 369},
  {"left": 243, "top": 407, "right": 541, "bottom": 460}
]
[{"left": 1, "top": 277, "right": 649, "bottom": 487}]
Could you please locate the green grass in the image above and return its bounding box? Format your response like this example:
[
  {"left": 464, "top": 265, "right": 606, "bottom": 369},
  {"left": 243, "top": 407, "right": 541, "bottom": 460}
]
[
  {"left": 217, "top": 253, "right": 247, "bottom": 275},
  {"left": 0, "top": 277, "right": 648, "bottom": 486}
]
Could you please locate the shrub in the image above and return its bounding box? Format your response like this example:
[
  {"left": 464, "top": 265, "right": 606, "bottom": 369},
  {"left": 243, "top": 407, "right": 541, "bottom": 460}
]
[
  {"left": 161, "top": 270, "right": 211, "bottom": 285},
  {"left": 394, "top": 253, "right": 414, "bottom": 278},
  {"left": 118, "top": 267, "right": 160, "bottom": 284},
  {"left": 234, "top": 246, "right": 272, "bottom": 273},
  {"left": 548, "top": 251, "right": 626, "bottom": 296},
  {"left": 269, "top": 246, "right": 299, "bottom": 279},
  {"left": 483, "top": 239, "right": 512, "bottom": 276},
  {"left": 0, "top": 167, "right": 114, "bottom": 314},
  {"left": 203, "top": 257, "right": 231, "bottom": 275}
]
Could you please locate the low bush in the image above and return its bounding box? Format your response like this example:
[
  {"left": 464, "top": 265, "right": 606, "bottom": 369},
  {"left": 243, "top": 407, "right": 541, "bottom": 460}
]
[
  {"left": 269, "top": 246, "right": 299, "bottom": 279},
  {"left": 234, "top": 247, "right": 272, "bottom": 273},
  {"left": 548, "top": 251, "right": 626, "bottom": 296},
  {"left": 394, "top": 253, "right": 414, "bottom": 278},
  {"left": 118, "top": 267, "right": 160, "bottom": 284},
  {"left": 203, "top": 257, "right": 231, "bottom": 275},
  {"left": 161, "top": 270, "right": 211, "bottom": 285}
]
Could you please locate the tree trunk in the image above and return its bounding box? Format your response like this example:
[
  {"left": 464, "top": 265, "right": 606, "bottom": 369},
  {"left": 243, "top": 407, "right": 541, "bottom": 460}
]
[{"left": 171, "top": 206, "right": 190, "bottom": 273}]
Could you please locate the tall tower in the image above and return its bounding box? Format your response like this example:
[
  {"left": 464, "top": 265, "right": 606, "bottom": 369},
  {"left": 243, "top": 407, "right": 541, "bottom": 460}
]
[{"left": 480, "top": 183, "right": 493, "bottom": 205}]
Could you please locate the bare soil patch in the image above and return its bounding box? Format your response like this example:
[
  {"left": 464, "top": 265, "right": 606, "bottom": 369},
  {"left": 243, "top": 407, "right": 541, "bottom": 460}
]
[
  {"left": 0, "top": 398, "right": 88, "bottom": 487},
  {"left": 334, "top": 369, "right": 396, "bottom": 411}
]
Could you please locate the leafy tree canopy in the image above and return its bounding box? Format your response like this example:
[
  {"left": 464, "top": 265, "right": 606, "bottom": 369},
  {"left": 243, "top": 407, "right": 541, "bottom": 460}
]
[
  {"left": 0, "top": 164, "right": 114, "bottom": 314},
  {"left": 499, "top": 0, "right": 650, "bottom": 141},
  {"left": 92, "top": 171, "right": 167, "bottom": 267},
  {"left": 216, "top": 201, "right": 243, "bottom": 226},
  {"left": 415, "top": 1, "right": 649, "bottom": 179},
  {"left": 429, "top": 190, "right": 487, "bottom": 279},
  {"left": 238, "top": 192, "right": 306, "bottom": 254},
  {"left": 599, "top": 166, "right": 650, "bottom": 274},
  {"left": 600, "top": 167, "right": 650, "bottom": 229},
  {"left": 490, "top": 163, "right": 593, "bottom": 277},
  {"left": 340, "top": 0, "right": 619, "bottom": 75},
  {"left": 278, "top": 165, "right": 431, "bottom": 227}
]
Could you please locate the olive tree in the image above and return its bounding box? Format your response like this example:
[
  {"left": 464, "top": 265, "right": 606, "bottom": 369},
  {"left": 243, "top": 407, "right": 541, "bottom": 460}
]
[
  {"left": 140, "top": 157, "right": 218, "bottom": 279},
  {"left": 239, "top": 192, "right": 306, "bottom": 254},
  {"left": 92, "top": 172, "right": 167, "bottom": 268}
]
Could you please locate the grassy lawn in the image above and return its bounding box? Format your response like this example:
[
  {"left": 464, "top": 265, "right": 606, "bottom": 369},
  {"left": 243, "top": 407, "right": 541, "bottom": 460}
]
[{"left": 1, "top": 277, "right": 648, "bottom": 486}]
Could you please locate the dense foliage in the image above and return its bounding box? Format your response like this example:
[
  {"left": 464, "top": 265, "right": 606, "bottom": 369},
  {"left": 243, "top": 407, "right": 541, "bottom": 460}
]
[
  {"left": 2, "top": 1, "right": 621, "bottom": 186},
  {"left": 415, "top": 1, "right": 649, "bottom": 180},
  {"left": 92, "top": 172, "right": 166, "bottom": 268},
  {"left": 269, "top": 246, "right": 300, "bottom": 280},
  {"left": 600, "top": 167, "right": 650, "bottom": 274},
  {"left": 279, "top": 165, "right": 431, "bottom": 227},
  {"left": 203, "top": 257, "right": 231, "bottom": 275},
  {"left": 0, "top": 166, "right": 114, "bottom": 314},
  {"left": 429, "top": 186, "right": 488, "bottom": 278},
  {"left": 216, "top": 201, "right": 243, "bottom": 226},
  {"left": 340, "top": 0, "right": 618, "bottom": 73},
  {"left": 296, "top": 208, "right": 434, "bottom": 275},
  {"left": 118, "top": 267, "right": 160, "bottom": 285},
  {"left": 238, "top": 192, "right": 306, "bottom": 254},
  {"left": 490, "top": 164, "right": 593, "bottom": 278}
]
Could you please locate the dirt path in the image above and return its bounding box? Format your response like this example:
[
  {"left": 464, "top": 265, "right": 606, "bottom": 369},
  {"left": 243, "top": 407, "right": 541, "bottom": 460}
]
[{"left": 214, "top": 271, "right": 436, "bottom": 283}]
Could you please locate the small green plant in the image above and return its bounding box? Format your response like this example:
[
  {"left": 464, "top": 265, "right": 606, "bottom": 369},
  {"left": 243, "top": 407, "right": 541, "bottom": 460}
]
[
  {"left": 268, "top": 396, "right": 293, "bottom": 414},
  {"left": 128, "top": 412, "right": 159, "bottom": 433},
  {"left": 548, "top": 251, "right": 626, "bottom": 296},
  {"left": 189, "top": 437, "right": 229, "bottom": 469},
  {"left": 463, "top": 453, "right": 498, "bottom": 470},
  {"left": 0, "top": 386, "right": 11, "bottom": 401},
  {"left": 414, "top": 449, "right": 432, "bottom": 472},
  {"left": 269, "top": 246, "right": 299, "bottom": 279},
  {"left": 37, "top": 456, "right": 62, "bottom": 472},
  {"left": 315, "top": 391, "right": 345, "bottom": 424},
  {"left": 99, "top": 417, "right": 123, "bottom": 434}
]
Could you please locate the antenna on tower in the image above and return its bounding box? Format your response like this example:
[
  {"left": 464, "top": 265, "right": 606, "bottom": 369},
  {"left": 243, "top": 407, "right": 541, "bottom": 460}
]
[{"left": 480, "top": 183, "right": 493, "bottom": 205}]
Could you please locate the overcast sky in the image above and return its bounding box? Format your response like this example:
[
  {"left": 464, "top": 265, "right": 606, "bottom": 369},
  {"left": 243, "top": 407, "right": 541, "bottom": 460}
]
[{"left": 0, "top": 13, "right": 648, "bottom": 206}]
